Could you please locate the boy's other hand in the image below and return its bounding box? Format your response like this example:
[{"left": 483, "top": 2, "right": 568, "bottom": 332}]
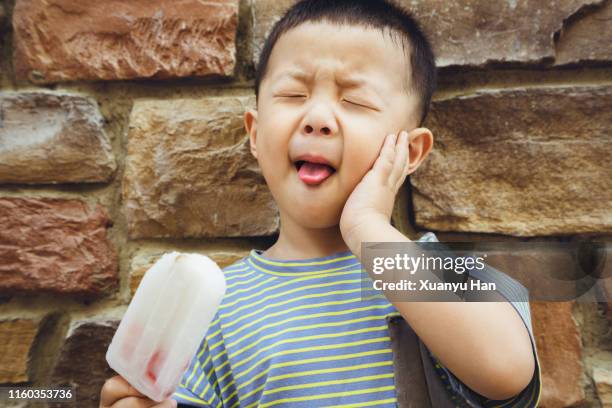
[
  {"left": 100, "top": 374, "right": 178, "bottom": 408},
  {"left": 340, "top": 131, "right": 410, "bottom": 250}
]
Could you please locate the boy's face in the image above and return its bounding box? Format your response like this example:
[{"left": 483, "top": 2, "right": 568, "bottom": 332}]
[{"left": 245, "top": 21, "right": 426, "bottom": 228}]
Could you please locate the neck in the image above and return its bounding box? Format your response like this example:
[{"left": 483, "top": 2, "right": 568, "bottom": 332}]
[{"left": 263, "top": 211, "right": 350, "bottom": 260}]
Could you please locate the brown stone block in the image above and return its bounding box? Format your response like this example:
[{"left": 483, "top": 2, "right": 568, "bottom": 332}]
[
  {"left": 0, "top": 317, "right": 42, "bottom": 383},
  {"left": 0, "top": 197, "right": 119, "bottom": 298},
  {"left": 251, "top": 0, "right": 611, "bottom": 67},
  {"left": 13, "top": 0, "right": 239, "bottom": 83},
  {"left": 531, "top": 301, "right": 585, "bottom": 407},
  {"left": 49, "top": 318, "right": 119, "bottom": 408},
  {"left": 411, "top": 86, "right": 612, "bottom": 236},
  {"left": 123, "top": 96, "right": 279, "bottom": 239},
  {"left": 0, "top": 92, "right": 116, "bottom": 184}
]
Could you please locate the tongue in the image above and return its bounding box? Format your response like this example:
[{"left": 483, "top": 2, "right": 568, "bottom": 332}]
[{"left": 297, "top": 162, "right": 334, "bottom": 185}]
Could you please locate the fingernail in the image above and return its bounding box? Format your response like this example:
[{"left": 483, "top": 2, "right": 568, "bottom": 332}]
[{"left": 172, "top": 400, "right": 178, "bottom": 407}]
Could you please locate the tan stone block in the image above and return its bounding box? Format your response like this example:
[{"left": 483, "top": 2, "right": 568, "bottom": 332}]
[
  {"left": 123, "top": 96, "right": 279, "bottom": 239},
  {"left": 593, "top": 365, "right": 612, "bottom": 407},
  {"left": 556, "top": 1, "right": 612, "bottom": 65},
  {"left": 251, "top": 0, "right": 295, "bottom": 64},
  {"left": 129, "top": 249, "right": 249, "bottom": 297},
  {"left": 251, "top": 0, "right": 610, "bottom": 67},
  {"left": 531, "top": 301, "right": 585, "bottom": 407},
  {"left": 0, "top": 197, "right": 119, "bottom": 297},
  {"left": 13, "top": 0, "right": 238, "bottom": 83},
  {"left": 0, "top": 92, "right": 116, "bottom": 184},
  {"left": 411, "top": 86, "right": 612, "bottom": 236},
  {"left": 0, "top": 318, "right": 41, "bottom": 383}
]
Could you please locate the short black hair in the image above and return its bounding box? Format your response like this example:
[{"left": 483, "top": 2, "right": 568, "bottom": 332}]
[{"left": 254, "top": 0, "right": 437, "bottom": 127}]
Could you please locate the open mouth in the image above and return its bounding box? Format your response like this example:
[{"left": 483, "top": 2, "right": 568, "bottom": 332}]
[
  {"left": 294, "top": 160, "right": 336, "bottom": 173},
  {"left": 293, "top": 160, "right": 337, "bottom": 185}
]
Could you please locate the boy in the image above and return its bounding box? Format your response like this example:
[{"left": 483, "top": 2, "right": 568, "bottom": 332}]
[{"left": 101, "top": 0, "right": 541, "bottom": 407}]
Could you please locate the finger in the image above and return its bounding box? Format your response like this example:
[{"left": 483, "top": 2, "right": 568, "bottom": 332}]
[
  {"left": 373, "top": 133, "right": 397, "bottom": 180},
  {"left": 100, "top": 375, "right": 146, "bottom": 407},
  {"left": 112, "top": 396, "right": 158, "bottom": 408},
  {"left": 390, "top": 130, "right": 410, "bottom": 189},
  {"left": 153, "top": 399, "right": 178, "bottom": 408}
]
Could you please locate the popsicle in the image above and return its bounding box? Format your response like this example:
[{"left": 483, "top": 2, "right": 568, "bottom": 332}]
[{"left": 106, "top": 251, "right": 226, "bottom": 402}]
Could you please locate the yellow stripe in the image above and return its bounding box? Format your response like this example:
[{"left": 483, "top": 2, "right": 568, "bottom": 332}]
[
  {"left": 226, "top": 273, "right": 263, "bottom": 289},
  {"left": 265, "top": 373, "right": 393, "bottom": 396},
  {"left": 197, "top": 380, "right": 210, "bottom": 399},
  {"left": 232, "top": 325, "right": 388, "bottom": 371},
  {"left": 219, "top": 267, "right": 362, "bottom": 311},
  {"left": 184, "top": 337, "right": 212, "bottom": 386},
  {"left": 248, "top": 256, "right": 360, "bottom": 277},
  {"left": 235, "top": 349, "right": 393, "bottom": 393},
  {"left": 193, "top": 362, "right": 214, "bottom": 394},
  {"left": 229, "top": 314, "right": 384, "bottom": 360},
  {"left": 234, "top": 336, "right": 391, "bottom": 382},
  {"left": 223, "top": 263, "right": 248, "bottom": 274},
  {"left": 269, "top": 360, "right": 392, "bottom": 383},
  {"left": 173, "top": 391, "right": 209, "bottom": 406},
  {"left": 245, "top": 373, "right": 394, "bottom": 408},
  {"left": 224, "top": 298, "right": 389, "bottom": 348},
  {"left": 225, "top": 269, "right": 255, "bottom": 282},
  {"left": 221, "top": 288, "right": 363, "bottom": 331},
  {"left": 228, "top": 315, "right": 387, "bottom": 360},
  {"left": 322, "top": 397, "right": 396, "bottom": 407},
  {"left": 219, "top": 274, "right": 364, "bottom": 317},
  {"left": 240, "top": 361, "right": 393, "bottom": 402},
  {"left": 258, "top": 385, "right": 396, "bottom": 408},
  {"left": 251, "top": 249, "right": 356, "bottom": 267},
  {"left": 223, "top": 276, "right": 278, "bottom": 299}
]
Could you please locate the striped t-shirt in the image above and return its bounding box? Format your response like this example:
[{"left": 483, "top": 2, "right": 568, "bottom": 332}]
[{"left": 173, "top": 233, "right": 541, "bottom": 407}]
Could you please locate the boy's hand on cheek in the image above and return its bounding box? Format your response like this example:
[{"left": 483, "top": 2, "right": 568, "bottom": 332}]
[{"left": 339, "top": 131, "right": 410, "bottom": 252}]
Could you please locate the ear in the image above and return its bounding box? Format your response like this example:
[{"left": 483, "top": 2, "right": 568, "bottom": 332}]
[
  {"left": 244, "top": 109, "right": 259, "bottom": 159},
  {"left": 406, "top": 127, "right": 434, "bottom": 174}
]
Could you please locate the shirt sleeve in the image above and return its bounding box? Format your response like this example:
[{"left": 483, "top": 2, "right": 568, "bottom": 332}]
[
  {"left": 428, "top": 263, "right": 542, "bottom": 408},
  {"left": 172, "top": 319, "right": 224, "bottom": 408}
]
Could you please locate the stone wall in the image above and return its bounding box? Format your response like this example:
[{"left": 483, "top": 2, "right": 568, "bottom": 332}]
[{"left": 0, "top": 0, "right": 610, "bottom": 407}]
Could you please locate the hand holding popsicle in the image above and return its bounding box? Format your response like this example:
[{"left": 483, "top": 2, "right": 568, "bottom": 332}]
[{"left": 99, "top": 374, "right": 177, "bottom": 407}]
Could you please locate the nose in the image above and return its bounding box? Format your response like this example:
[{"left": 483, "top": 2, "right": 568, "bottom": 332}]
[{"left": 301, "top": 100, "right": 338, "bottom": 137}]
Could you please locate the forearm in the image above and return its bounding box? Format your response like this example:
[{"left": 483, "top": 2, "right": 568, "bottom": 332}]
[{"left": 345, "top": 221, "right": 535, "bottom": 400}]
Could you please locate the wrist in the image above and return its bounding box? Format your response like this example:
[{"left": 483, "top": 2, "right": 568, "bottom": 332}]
[{"left": 342, "top": 215, "right": 392, "bottom": 256}]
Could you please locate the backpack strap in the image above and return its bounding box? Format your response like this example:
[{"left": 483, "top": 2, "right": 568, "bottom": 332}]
[
  {"left": 387, "top": 314, "right": 457, "bottom": 408},
  {"left": 387, "top": 314, "right": 432, "bottom": 407}
]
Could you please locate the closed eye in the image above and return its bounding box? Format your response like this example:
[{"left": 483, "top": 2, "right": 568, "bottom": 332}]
[{"left": 343, "top": 99, "right": 378, "bottom": 111}]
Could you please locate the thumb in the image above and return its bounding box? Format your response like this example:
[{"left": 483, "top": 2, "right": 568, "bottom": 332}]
[{"left": 154, "top": 399, "right": 177, "bottom": 408}]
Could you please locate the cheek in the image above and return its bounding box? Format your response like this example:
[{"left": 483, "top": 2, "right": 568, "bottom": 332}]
[
  {"left": 256, "top": 106, "right": 292, "bottom": 154},
  {"left": 341, "top": 132, "right": 386, "bottom": 186}
]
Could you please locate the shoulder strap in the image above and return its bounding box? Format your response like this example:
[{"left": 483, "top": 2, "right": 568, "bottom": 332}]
[{"left": 387, "top": 314, "right": 457, "bottom": 408}]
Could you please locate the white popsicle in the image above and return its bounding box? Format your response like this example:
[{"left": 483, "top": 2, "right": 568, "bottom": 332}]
[{"left": 106, "top": 252, "right": 226, "bottom": 402}]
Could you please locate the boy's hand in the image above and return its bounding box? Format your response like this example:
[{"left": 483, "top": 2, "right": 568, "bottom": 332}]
[
  {"left": 339, "top": 131, "right": 410, "bottom": 252},
  {"left": 100, "top": 375, "right": 177, "bottom": 408}
]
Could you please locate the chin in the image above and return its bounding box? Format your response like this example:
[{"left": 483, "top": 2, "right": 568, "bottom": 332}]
[{"left": 292, "top": 208, "right": 341, "bottom": 229}]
